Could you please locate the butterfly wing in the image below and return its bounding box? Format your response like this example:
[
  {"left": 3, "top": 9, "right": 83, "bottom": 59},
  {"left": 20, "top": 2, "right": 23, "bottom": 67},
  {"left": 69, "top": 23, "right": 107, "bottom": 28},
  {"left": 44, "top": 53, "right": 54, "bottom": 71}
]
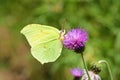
[
  {"left": 31, "top": 39, "right": 62, "bottom": 64},
  {"left": 21, "top": 24, "right": 60, "bottom": 47},
  {"left": 21, "top": 24, "right": 63, "bottom": 64}
]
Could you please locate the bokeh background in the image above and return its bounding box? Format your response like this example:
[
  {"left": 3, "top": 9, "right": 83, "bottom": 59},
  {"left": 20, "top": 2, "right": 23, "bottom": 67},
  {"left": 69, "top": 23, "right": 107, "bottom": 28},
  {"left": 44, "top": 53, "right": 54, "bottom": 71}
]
[{"left": 0, "top": 0, "right": 120, "bottom": 80}]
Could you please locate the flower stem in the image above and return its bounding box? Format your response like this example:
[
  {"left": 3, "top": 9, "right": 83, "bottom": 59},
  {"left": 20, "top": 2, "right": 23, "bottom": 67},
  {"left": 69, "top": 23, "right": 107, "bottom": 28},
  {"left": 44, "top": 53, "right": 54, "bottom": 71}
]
[
  {"left": 98, "top": 60, "right": 113, "bottom": 80},
  {"left": 81, "top": 53, "right": 91, "bottom": 80}
]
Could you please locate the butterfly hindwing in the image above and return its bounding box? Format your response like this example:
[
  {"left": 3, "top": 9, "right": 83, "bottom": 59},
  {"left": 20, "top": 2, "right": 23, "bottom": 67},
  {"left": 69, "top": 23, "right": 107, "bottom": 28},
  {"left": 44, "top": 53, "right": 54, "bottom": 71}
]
[{"left": 31, "top": 39, "right": 62, "bottom": 64}]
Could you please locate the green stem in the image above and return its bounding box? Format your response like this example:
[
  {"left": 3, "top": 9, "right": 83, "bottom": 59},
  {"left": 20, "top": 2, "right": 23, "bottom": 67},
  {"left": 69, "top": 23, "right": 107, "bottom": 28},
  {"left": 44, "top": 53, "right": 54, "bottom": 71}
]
[
  {"left": 81, "top": 53, "right": 91, "bottom": 80},
  {"left": 98, "top": 60, "right": 113, "bottom": 80}
]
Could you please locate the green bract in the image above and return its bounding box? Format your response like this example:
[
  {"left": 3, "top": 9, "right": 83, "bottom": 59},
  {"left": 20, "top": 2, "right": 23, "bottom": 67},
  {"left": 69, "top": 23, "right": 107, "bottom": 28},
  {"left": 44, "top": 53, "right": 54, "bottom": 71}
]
[{"left": 21, "top": 24, "right": 63, "bottom": 64}]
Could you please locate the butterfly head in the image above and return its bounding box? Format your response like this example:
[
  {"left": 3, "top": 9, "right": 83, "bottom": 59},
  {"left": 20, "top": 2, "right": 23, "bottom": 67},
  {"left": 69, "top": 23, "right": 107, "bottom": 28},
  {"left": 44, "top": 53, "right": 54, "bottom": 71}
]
[{"left": 59, "top": 29, "right": 65, "bottom": 41}]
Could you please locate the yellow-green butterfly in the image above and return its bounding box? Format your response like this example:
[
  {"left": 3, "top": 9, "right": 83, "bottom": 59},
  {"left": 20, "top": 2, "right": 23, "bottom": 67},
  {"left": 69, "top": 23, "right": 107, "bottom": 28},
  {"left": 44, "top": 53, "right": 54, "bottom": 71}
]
[{"left": 21, "top": 24, "right": 65, "bottom": 64}]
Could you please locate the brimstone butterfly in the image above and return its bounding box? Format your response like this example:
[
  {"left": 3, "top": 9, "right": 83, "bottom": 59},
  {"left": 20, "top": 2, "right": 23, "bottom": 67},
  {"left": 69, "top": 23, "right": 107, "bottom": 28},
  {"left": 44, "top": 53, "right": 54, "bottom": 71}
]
[{"left": 21, "top": 24, "right": 65, "bottom": 64}]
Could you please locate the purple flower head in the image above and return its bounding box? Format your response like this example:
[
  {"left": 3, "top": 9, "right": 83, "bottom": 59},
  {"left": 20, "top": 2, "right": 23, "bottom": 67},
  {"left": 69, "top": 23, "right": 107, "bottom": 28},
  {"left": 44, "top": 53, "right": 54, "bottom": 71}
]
[
  {"left": 63, "top": 28, "right": 88, "bottom": 53},
  {"left": 70, "top": 68, "right": 83, "bottom": 77}
]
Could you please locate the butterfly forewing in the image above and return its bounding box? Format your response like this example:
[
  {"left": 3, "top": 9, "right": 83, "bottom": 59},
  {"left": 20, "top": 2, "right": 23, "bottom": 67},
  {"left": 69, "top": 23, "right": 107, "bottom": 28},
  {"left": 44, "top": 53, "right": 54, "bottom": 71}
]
[{"left": 21, "top": 24, "right": 60, "bottom": 47}]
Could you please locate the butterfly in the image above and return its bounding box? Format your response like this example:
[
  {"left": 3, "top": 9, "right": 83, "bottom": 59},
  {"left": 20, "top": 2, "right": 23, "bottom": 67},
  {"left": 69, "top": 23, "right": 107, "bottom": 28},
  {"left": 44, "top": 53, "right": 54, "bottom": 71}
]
[{"left": 21, "top": 24, "right": 65, "bottom": 64}]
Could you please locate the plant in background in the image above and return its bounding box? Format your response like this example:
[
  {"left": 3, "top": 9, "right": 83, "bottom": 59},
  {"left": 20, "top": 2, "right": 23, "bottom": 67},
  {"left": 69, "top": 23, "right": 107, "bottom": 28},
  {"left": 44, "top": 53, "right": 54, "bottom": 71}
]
[
  {"left": 81, "top": 65, "right": 101, "bottom": 80},
  {"left": 98, "top": 60, "right": 113, "bottom": 80},
  {"left": 70, "top": 65, "right": 102, "bottom": 80}
]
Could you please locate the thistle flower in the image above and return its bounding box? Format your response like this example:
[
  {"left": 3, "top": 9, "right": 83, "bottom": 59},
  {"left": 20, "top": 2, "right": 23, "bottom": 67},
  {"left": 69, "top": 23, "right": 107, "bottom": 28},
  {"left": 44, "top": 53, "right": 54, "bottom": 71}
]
[
  {"left": 63, "top": 28, "right": 88, "bottom": 53},
  {"left": 81, "top": 70, "right": 101, "bottom": 80},
  {"left": 70, "top": 68, "right": 83, "bottom": 80}
]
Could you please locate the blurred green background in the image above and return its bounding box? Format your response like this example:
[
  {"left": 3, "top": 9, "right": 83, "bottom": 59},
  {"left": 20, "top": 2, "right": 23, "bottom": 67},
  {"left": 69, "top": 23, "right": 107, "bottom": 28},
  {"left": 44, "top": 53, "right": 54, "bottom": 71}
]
[{"left": 0, "top": 0, "right": 120, "bottom": 80}]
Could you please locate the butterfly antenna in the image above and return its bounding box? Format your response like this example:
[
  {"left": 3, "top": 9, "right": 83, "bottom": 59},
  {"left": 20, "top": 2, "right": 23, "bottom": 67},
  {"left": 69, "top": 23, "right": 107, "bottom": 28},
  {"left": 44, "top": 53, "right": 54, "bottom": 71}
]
[
  {"left": 61, "top": 19, "right": 66, "bottom": 33},
  {"left": 59, "top": 19, "right": 66, "bottom": 40}
]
